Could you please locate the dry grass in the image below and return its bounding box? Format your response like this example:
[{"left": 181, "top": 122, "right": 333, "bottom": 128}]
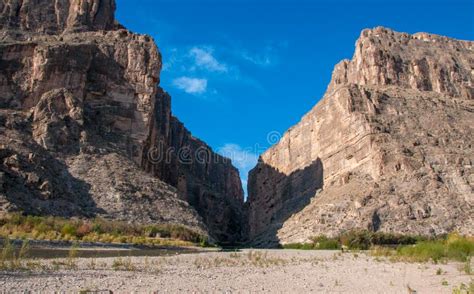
[
  {"left": 0, "top": 238, "right": 32, "bottom": 270},
  {"left": 459, "top": 257, "right": 472, "bottom": 275},
  {"left": 112, "top": 257, "right": 135, "bottom": 271},
  {"left": 193, "top": 251, "right": 287, "bottom": 269},
  {"left": 0, "top": 213, "right": 209, "bottom": 248},
  {"left": 0, "top": 237, "right": 162, "bottom": 273},
  {"left": 452, "top": 281, "right": 474, "bottom": 294}
]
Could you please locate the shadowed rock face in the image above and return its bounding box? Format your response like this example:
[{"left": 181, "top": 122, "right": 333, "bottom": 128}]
[
  {"left": 0, "top": 0, "right": 244, "bottom": 242},
  {"left": 246, "top": 159, "right": 324, "bottom": 247},
  {"left": 247, "top": 27, "right": 474, "bottom": 247},
  {"left": 142, "top": 88, "right": 245, "bottom": 244}
]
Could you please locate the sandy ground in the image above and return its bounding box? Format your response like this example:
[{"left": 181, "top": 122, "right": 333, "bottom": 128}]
[{"left": 0, "top": 249, "right": 471, "bottom": 293}]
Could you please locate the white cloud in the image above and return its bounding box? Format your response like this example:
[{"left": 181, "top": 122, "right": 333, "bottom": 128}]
[
  {"left": 172, "top": 77, "right": 208, "bottom": 94},
  {"left": 241, "top": 52, "right": 273, "bottom": 67},
  {"left": 218, "top": 143, "right": 259, "bottom": 197},
  {"left": 189, "top": 47, "right": 228, "bottom": 73},
  {"left": 162, "top": 48, "right": 178, "bottom": 72},
  {"left": 239, "top": 44, "right": 284, "bottom": 68}
]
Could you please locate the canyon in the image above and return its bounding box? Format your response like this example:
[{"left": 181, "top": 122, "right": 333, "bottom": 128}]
[
  {"left": 0, "top": 0, "right": 244, "bottom": 244},
  {"left": 0, "top": 1, "right": 472, "bottom": 247},
  {"left": 247, "top": 27, "right": 474, "bottom": 246}
]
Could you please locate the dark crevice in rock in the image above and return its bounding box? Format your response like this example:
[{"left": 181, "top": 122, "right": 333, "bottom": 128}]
[{"left": 246, "top": 158, "right": 324, "bottom": 247}]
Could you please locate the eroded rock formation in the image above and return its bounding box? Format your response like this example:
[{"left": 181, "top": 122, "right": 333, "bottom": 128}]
[
  {"left": 0, "top": 0, "right": 117, "bottom": 34},
  {"left": 142, "top": 88, "right": 245, "bottom": 244},
  {"left": 0, "top": 0, "right": 244, "bottom": 242},
  {"left": 247, "top": 27, "right": 474, "bottom": 247}
]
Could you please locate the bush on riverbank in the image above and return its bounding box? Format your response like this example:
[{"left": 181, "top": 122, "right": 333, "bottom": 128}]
[
  {"left": 284, "top": 235, "right": 341, "bottom": 250},
  {"left": 283, "top": 230, "right": 474, "bottom": 263},
  {"left": 0, "top": 213, "right": 209, "bottom": 247},
  {"left": 372, "top": 233, "right": 474, "bottom": 263},
  {"left": 283, "top": 230, "right": 422, "bottom": 250}
]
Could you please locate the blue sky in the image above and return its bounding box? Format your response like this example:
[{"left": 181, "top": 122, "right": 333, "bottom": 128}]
[{"left": 116, "top": 0, "right": 474, "bottom": 194}]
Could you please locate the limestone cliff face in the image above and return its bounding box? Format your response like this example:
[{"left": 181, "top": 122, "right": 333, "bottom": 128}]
[
  {"left": 0, "top": 0, "right": 117, "bottom": 34},
  {"left": 247, "top": 27, "right": 474, "bottom": 247},
  {"left": 329, "top": 28, "right": 474, "bottom": 98},
  {"left": 0, "top": 0, "right": 244, "bottom": 241},
  {"left": 0, "top": 28, "right": 160, "bottom": 162},
  {"left": 142, "top": 88, "right": 245, "bottom": 244}
]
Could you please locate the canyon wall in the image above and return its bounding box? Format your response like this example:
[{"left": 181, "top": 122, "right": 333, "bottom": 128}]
[
  {"left": 0, "top": 0, "right": 117, "bottom": 34},
  {"left": 142, "top": 88, "right": 244, "bottom": 244},
  {"left": 0, "top": 0, "right": 244, "bottom": 242},
  {"left": 247, "top": 27, "right": 474, "bottom": 247}
]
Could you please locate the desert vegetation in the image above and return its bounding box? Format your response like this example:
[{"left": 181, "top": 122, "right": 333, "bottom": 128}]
[
  {"left": 0, "top": 213, "right": 209, "bottom": 247},
  {"left": 371, "top": 233, "right": 474, "bottom": 264},
  {"left": 0, "top": 238, "right": 30, "bottom": 270},
  {"left": 284, "top": 230, "right": 474, "bottom": 264},
  {"left": 193, "top": 250, "right": 288, "bottom": 269},
  {"left": 283, "top": 230, "right": 422, "bottom": 250}
]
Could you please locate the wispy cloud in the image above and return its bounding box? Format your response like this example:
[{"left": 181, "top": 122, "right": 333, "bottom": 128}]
[
  {"left": 237, "top": 40, "right": 289, "bottom": 68},
  {"left": 189, "top": 47, "right": 228, "bottom": 72},
  {"left": 162, "top": 48, "right": 178, "bottom": 72},
  {"left": 218, "top": 143, "right": 259, "bottom": 196},
  {"left": 241, "top": 52, "right": 273, "bottom": 67},
  {"left": 172, "top": 77, "right": 208, "bottom": 95}
]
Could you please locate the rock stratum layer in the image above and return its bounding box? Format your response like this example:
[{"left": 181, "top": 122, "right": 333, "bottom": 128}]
[
  {"left": 247, "top": 27, "right": 474, "bottom": 247},
  {"left": 0, "top": 0, "right": 244, "bottom": 243}
]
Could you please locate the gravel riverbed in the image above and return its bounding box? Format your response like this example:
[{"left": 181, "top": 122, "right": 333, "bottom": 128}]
[{"left": 0, "top": 249, "right": 471, "bottom": 293}]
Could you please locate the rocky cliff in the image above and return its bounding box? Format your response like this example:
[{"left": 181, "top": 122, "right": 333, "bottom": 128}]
[
  {"left": 0, "top": 0, "right": 117, "bottom": 34},
  {"left": 247, "top": 27, "right": 474, "bottom": 247},
  {"left": 0, "top": 0, "right": 244, "bottom": 242},
  {"left": 142, "top": 88, "right": 245, "bottom": 244}
]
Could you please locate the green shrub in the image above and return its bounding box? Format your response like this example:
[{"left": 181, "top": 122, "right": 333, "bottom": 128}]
[
  {"left": 199, "top": 236, "right": 211, "bottom": 248},
  {"left": 445, "top": 234, "right": 474, "bottom": 262},
  {"left": 9, "top": 213, "right": 24, "bottom": 226},
  {"left": 144, "top": 225, "right": 160, "bottom": 238},
  {"left": 396, "top": 241, "right": 445, "bottom": 262},
  {"left": 282, "top": 231, "right": 473, "bottom": 261},
  {"left": 311, "top": 236, "right": 341, "bottom": 250},
  {"left": 340, "top": 230, "right": 373, "bottom": 250},
  {"left": 371, "top": 232, "right": 421, "bottom": 246},
  {"left": 283, "top": 236, "right": 340, "bottom": 250},
  {"left": 283, "top": 243, "right": 315, "bottom": 250},
  {"left": 91, "top": 222, "right": 103, "bottom": 234},
  {"left": 374, "top": 233, "right": 474, "bottom": 263},
  {"left": 61, "top": 224, "right": 77, "bottom": 237},
  {"left": 35, "top": 222, "right": 48, "bottom": 234},
  {"left": 338, "top": 230, "right": 424, "bottom": 250}
]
